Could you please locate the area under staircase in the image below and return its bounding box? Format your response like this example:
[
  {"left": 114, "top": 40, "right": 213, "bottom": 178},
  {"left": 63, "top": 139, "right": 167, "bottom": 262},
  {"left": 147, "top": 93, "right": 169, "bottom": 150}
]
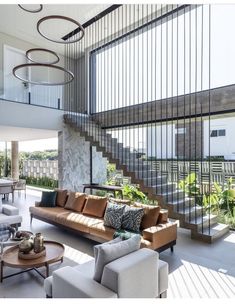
[{"left": 64, "top": 113, "right": 230, "bottom": 243}]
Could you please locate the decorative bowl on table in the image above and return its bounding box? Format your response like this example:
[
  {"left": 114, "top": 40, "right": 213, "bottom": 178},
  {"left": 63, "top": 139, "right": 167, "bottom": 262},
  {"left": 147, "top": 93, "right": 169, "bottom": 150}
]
[
  {"left": 18, "top": 246, "right": 46, "bottom": 260},
  {"left": 18, "top": 235, "right": 34, "bottom": 253},
  {"left": 10, "top": 230, "right": 33, "bottom": 241}
]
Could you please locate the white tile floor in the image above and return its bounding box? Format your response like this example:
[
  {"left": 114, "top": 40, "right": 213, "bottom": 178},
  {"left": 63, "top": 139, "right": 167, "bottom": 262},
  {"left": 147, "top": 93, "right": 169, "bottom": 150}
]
[{"left": 1, "top": 187, "right": 235, "bottom": 298}]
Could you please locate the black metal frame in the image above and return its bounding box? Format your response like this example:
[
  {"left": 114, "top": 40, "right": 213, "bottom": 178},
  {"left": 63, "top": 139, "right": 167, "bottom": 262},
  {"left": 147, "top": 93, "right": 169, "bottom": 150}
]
[
  {"left": 62, "top": 5, "right": 122, "bottom": 41},
  {"left": 91, "top": 4, "right": 190, "bottom": 55}
]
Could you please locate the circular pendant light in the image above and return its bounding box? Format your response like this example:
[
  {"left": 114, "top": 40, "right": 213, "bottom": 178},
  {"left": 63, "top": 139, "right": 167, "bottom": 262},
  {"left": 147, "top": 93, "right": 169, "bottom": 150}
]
[
  {"left": 18, "top": 4, "right": 43, "bottom": 13},
  {"left": 26, "top": 48, "right": 60, "bottom": 65},
  {"left": 37, "top": 15, "right": 85, "bottom": 44},
  {"left": 13, "top": 63, "right": 74, "bottom": 86}
]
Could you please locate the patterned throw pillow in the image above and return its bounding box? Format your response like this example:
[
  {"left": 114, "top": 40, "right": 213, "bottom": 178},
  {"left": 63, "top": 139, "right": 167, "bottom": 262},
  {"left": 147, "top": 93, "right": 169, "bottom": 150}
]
[
  {"left": 104, "top": 202, "right": 126, "bottom": 230},
  {"left": 122, "top": 206, "right": 145, "bottom": 232}
]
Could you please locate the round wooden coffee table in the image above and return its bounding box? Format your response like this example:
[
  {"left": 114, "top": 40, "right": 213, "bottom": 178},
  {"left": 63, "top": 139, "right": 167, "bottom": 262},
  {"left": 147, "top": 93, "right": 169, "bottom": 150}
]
[{"left": 0, "top": 240, "right": 64, "bottom": 282}]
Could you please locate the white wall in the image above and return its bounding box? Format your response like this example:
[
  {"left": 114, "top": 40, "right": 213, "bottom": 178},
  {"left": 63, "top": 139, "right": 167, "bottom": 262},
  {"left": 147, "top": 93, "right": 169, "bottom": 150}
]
[
  {"left": 0, "top": 100, "right": 63, "bottom": 131},
  {"left": 145, "top": 117, "right": 235, "bottom": 160},
  {"left": 146, "top": 124, "right": 176, "bottom": 158},
  {"left": 204, "top": 116, "right": 235, "bottom": 160},
  {"left": 0, "top": 32, "right": 65, "bottom": 108}
]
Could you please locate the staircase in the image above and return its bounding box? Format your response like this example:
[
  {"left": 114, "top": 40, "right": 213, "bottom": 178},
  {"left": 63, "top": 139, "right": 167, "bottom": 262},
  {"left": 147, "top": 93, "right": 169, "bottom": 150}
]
[{"left": 64, "top": 113, "right": 230, "bottom": 243}]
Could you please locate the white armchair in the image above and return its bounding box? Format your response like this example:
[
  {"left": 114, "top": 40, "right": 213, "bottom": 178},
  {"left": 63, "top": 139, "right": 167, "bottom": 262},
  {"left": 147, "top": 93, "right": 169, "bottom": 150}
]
[{"left": 44, "top": 248, "right": 168, "bottom": 298}]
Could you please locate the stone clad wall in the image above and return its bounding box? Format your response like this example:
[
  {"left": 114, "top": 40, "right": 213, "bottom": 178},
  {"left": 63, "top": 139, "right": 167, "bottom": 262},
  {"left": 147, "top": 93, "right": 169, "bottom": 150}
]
[{"left": 58, "top": 124, "right": 107, "bottom": 192}]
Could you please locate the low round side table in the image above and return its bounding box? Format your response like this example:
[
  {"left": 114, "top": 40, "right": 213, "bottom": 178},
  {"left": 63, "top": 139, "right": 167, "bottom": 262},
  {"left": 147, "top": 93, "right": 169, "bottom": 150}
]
[
  {"left": 0, "top": 239, "right": 20, "bottom": 255},
  {"left": 0, "top": 240, "right": 64, "bottom": 282}
]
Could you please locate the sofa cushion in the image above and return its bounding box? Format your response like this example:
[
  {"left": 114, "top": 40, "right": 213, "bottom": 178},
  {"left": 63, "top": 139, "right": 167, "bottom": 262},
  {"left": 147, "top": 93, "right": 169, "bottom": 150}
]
[
  {"left": 64, "top": 192, "right": 86, "bottom": 212},
  {"left": 30, "top": 206, "right": 67, "bottom": 219},
  {"left": 88, "top": 222, "right": 115, "bottom": 241},
  {"left": 56, "top": 212, "right": 103, "bottom": 234},
  {"left": 93, "top": 234, "right": 141, "bottom": 283},
  {"left": 121, "top": 206, "right": 145, "bottom": 232},
  {"left": 104, "top": 203, "right": 126, "bottom": 230},
  {"left": 55, "top": 189, "right": 68, "bottom": 207},
  {"left": 82, "top": 195, "right": 107, "bottom": 218},
  {"left": 134, "top": 202, "right": 161, "bottom": 230},
  {"left": 39, "top": 191, "right": 57, "bottom": 207}
]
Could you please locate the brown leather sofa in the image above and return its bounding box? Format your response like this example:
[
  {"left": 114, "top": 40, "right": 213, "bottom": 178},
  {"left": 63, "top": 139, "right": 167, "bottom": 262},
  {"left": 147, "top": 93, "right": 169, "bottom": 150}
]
[{"left": 29, "top": 190, "right": 177, "bottom": 252}]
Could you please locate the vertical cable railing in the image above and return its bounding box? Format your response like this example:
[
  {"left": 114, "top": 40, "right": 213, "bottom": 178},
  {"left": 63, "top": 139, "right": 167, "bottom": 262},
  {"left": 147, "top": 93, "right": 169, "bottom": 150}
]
[{"left": 63, "top": 4, "right": 213, "bottom": 234}]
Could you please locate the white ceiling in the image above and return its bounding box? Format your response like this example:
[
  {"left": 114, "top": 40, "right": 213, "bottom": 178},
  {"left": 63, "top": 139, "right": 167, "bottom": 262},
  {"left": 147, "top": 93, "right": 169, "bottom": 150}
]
[
  {"left": 0, "top": 4, "right": 110, "bottom": 55},
  {"left": 0, "top": 125, "right": 58, "bottom": 141}
]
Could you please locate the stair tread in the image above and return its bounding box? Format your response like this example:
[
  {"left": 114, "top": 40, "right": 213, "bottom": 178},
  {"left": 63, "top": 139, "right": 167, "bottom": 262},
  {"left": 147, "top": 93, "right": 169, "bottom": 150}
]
[
  {"left": 150, "top": 183, "right": 176, "bottom": 187},
  {"left": 65, "top": 114, "right": 229, "bottom": 243},
  {"left": 188, "top": 214, "right": 217, "bottom": 224},
  {"left": 177, "top": 206, "right": 204, "bottom": 215},
  {"left": 161, "top": 189, "right": 184, "bottom": 196},
  {"left": 197, "top": 223, "right": 230, "bottom": 236},
  {"left": 167, "top": 197, "right": 194, "bottom": 205}
]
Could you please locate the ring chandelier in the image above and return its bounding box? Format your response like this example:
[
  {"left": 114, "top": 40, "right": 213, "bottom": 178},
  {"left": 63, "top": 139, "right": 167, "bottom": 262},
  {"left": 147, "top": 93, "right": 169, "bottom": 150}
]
[
  {"left": 18, "top": 4, "right": 43, "bottom": 13},
  {"left": 13, "top": 63, "right": 74, "bottom": 86},
  {"left": 26, "top": 48, "right": 60, "bottom": 65},
  {"left": 13, "top": 8, "right": 84, "bottom": 85},
  {"left": 37, "top": 15, "right": 85, "bottom": 44}
]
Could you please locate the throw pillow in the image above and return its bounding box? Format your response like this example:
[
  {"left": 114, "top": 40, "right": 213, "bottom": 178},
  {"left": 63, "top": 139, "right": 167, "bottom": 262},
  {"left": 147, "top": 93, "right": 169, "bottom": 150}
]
[
  {"left": 113, "top": 229, "right": 140, "bottom": 240},
  {"left": 93, "top": 234, "right": 141, "bottom": 282},
  {"left": 82, "top": 195, "right": 107, "bottom": 218},
  {"left": 64, "top": 192, "right": 87, "bottom": 212},
  {"left": 133, "top": 202, "right": 161, "bottom": 230},
  {"left": 93, "top": 237, "right": 122, "bottom": 265},
  {"left": 121, "top": 206, "right": 145, "bottom": 232},
  {"left": 55, "top": 189, "right": 68, "bottom": 207},
  {"left": 103, "top": 202, "right": 126, "bottom": 230},
  {"left": 39, "top": 191, "right": 57, "bottom": 207}
]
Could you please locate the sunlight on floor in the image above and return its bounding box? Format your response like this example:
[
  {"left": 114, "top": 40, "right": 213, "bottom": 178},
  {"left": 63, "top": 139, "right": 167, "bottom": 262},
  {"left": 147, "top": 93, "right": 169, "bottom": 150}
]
[
  {"left": 223, "top": 233, "right": 235, "bottom": 243},
  {"left": 64, "top": 244, "right": 93, "bottom": 264},
  {"left": 168, "top": 258, "right": 235, "bottom": 298}
]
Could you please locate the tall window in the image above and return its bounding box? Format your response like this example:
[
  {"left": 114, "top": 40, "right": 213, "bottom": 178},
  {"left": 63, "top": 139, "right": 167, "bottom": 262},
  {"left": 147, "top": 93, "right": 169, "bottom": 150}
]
[{"left": 91, "top": 4, "right": 235, "bottom": 113}]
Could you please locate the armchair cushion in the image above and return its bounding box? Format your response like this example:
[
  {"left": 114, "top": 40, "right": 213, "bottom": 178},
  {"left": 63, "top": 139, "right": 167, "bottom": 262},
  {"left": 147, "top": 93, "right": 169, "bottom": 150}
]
[
  {"left": 94, "top": 237, "right": 122, "bottom": 264},
  {"left": 93, "top": 234, "right": 141, "bottom": 283},
  {"left": 39, "top": 191, "right": 57, "bottom": 207},
  {"left": 104, "top": 202, "right": 126, "bottom": 229},
  {"left": 51, "top": 266, "right": 117, "bottom": 298},
  {"left": 2, "top": 205, "right": 19, "bottom": 216}
]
